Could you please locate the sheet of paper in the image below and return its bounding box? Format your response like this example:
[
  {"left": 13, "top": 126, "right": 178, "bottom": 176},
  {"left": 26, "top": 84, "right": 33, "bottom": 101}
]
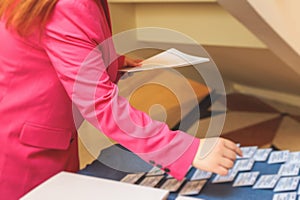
[
  {"left": 176, "top": 195, "right": 204, "bottom": 200},
  {"left": 272, "top": 192, "right": 297, "bottom": 200},
  {"left": 253, "top": 174, "right": 281, "bottom": 189},
  {"left": 190, "top": 169, "right": 212, "bottom": 181},
  {"left": 233, "top": 172, "right": 260, "bottom": 187},
  {"left": 234, "top": 159, "right": 255, "bottom": 171},
  {"left": 237, "top": 146, "right": 258, "bottom": 159},
  {"left": 268, "top": 150, "right": 290, "bottom": 164},
  {"left": 274, "top": 177, "right": 299, "bottom": 192},
  {"left": 139, "top": 175, "right": 165, "bottom": 187},
  {"left": 119, "top": 48, "right": 210, "bottom": 73},
  {"left": 21, "top": 172, "right": 169, "bottom": 200},
  {"left": 179, "top": 180, "right": 207, "bottom": 196},
  {"left": 277, "top": 163, "right": 300, "bottom": 177},
  {"left": 212, "top": 169, "right": 238, "bottom": 183},
  {"left": 253, "top": 148, "right": 273, "bottom": 162},
  {"left": 120, "top": 173, "right": 145, "bottom": 184},
  {"left": 159, "top": 178, "right": 185, "bottom": 192}
]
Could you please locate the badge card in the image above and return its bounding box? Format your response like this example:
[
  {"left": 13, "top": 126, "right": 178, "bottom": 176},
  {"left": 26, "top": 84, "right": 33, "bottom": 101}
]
[
  {"left": 253, "top": 174, "right": 281, "bottom": 189},
  {"left": 120, "top": 173, "right": 144, "bottom": 184},
  {"left": 179, "top": 180, "right": 207, "bottom": 196},
  {"left": 159, "top": 178, "right": 185, "bottom": 192},
  {"left": 274, "top": 177, "right": 299, "bottom": 192},
  {"left": 272, "top": 192, "right": 297, "bottom": 200},
  {"left": 190, "top": 169, "right": 212, "bottom": 181},
  {"left": 267, "top": 150, "right": 289, "bottom": 164},
  {"left": 233, "top": 171, "right": 260, "bottom": 187}
]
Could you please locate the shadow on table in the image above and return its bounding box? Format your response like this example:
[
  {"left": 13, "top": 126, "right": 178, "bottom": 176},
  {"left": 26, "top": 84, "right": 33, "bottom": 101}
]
[{"left": 78, "top": 144, "right": 152, "bottom": 181}]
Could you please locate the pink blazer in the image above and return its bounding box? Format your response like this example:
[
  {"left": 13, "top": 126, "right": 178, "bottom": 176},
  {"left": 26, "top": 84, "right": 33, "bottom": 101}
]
[{"left": 0, "top": 0, "right": 199, "bottom": 199}]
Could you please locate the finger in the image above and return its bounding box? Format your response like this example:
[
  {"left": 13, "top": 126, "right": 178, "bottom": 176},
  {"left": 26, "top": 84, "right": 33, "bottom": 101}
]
[
  {"left": 219, "top": 157, "right": 234, "bottom": 169},
  {"left": 222, "top": 147, "right": 237, "bottom": 161},
  {"left": 224, "top": 139, "right": 243, "bottom": 157},
  {"left": 135, "top": 59, "right": 144, "bottom": 63},
  {"left": 236, "top": 147, "right": 243, "bottom": 157},
  {"left": 129, "top": 62, "right": 141, "bottom": 67},
  {"left": 223, "top": 139, "right": 237, "bottom": 151},
  {"left": 131, "top": 59, "right": 143, "bottom": 66},
  {"left": 215, "top": 166, "right": 229, "bottom": 176}
]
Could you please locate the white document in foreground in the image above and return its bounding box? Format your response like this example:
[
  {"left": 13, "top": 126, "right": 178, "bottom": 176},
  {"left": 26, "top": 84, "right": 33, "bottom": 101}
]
[
  {"left": 120, "top": 48, "right": 210, "bottom": 73},
  {"left": 21, "top": 172, "right": 169, "bottom": 200}
]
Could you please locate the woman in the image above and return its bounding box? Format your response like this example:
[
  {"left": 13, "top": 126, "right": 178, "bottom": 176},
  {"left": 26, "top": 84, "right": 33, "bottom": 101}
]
[{"left": 0, "top": 0, "right": 242, "bottom": 199}]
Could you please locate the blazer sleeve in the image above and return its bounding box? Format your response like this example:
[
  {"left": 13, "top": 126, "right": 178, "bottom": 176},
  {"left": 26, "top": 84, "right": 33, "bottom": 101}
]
[{"left": 43, "top": 0, "right": 199, "bottom": 180}]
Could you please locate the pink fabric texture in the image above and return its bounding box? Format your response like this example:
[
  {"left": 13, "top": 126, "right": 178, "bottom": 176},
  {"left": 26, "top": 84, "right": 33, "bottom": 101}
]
[{"left": 0, "top": 0, "right": 199, "bottom": 199}]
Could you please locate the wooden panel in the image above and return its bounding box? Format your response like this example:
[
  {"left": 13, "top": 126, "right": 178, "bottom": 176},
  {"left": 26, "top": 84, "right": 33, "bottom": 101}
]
[
  {"left": 129, "top": 80, "right": 209, "bottom": 128},
  {"left": 120, "top": 70, "right": 210, "bottom": 128}
]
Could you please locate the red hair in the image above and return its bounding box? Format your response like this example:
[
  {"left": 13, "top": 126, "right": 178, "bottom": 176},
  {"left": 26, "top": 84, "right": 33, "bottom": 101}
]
[{"left": 0, "top": 0, "right": 58, "bottom": 35}]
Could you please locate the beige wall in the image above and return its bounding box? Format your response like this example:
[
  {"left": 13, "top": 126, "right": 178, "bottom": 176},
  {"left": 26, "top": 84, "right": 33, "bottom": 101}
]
[
  {"left": 110, "top": 2, "right": 265, "bottom": 48},
  {"left": 248, "top": 0, "right": 300, "bottom": 55},
  {"left": 217, "top": 0, "right": 300, "bottom": 90},
  {"left": 108, "top": 1, "right": 300, "bottom": 99}
]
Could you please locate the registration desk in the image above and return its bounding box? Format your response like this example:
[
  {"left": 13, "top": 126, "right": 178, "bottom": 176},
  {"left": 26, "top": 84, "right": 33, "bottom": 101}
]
[
  {"left": 22, "top": 144, "right": 290, "bottom": 200},
  {"left": 78, "top": 145, "right": 282, "bottom": 200}
]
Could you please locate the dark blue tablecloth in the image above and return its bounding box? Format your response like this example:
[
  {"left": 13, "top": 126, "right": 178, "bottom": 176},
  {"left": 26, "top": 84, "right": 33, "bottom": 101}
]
[{"left": 79, "top": 145, "right": 285, "bottom": 200}]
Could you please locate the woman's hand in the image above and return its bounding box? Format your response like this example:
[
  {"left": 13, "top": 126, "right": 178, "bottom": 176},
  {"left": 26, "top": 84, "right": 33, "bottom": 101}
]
[
  {"left": 192, "top": 137, "right": 242, "bottom": 176},
  {"left": 119, "top": 56, "right": 143, "bottom": 80},
  {"left": 123, "top": 56, "right": 143, "bottom": 68}
]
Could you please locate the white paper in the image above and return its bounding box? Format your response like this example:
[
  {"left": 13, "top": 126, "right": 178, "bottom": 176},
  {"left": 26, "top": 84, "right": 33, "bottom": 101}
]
[
  {"left": 253, "top": 148, "right": 273, "bottom": 162},
  {"left": 277, "top": 163, "right": 300, "bottom": 177},
  {"left": 176, "top": 195, "right": 204, "bottom": 200},
  {"left": 120, "top": 48, "right": 210, "bottom": 73},
  {"left": 21, "top": 172, "right": 169, "bottom": 200},
  {"left": 190, "top": 169, "right": 212, "bottom": 181},
  {"left": 237, "top": 146, "right": 258, "bottom": 159},
  {"left": 272, "top": 192, "right": 297, "bottom": 200},
  {"left": 253, "top": 174, "right": 281, "bottom": 189},
  {"left": 233, "top": 171, "right": 260, "bottom": 187},
  {"left": 274, "top": 177, "right": 300, "bottom": 192},
  {"left": 212, "top": 169, "right": 239, "bottom": 183},
  {"left": 268, "top": 150, "right": 290, "bottom": 164},
  {"left": 234, "top": 159, "right": 255, "bottom": 172}
]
